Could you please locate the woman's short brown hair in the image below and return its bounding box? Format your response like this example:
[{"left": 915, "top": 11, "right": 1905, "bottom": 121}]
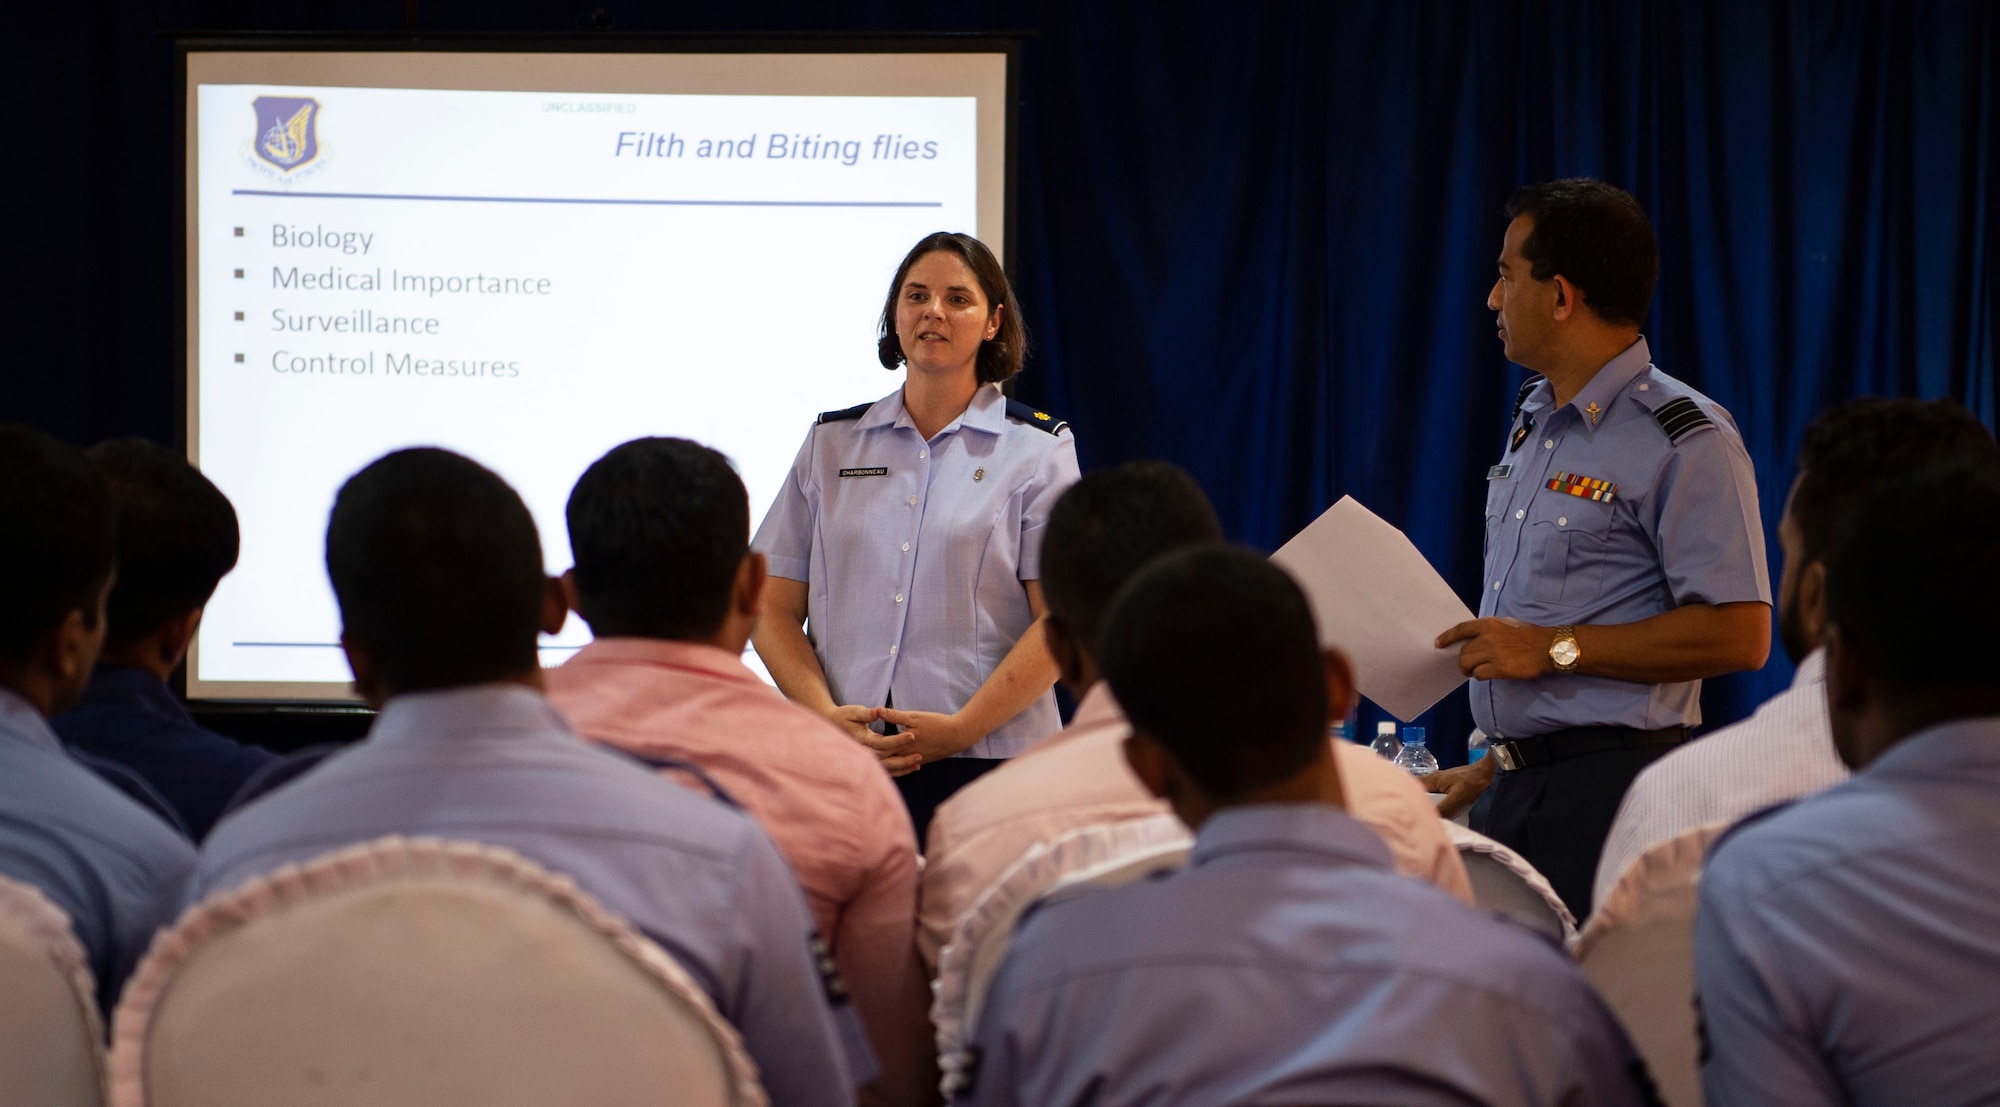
[{"left": 876, "top": 232, "right": 1027, "bottom": 385}]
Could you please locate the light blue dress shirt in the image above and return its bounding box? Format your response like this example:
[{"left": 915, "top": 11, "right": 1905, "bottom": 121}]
[
  {"left": 962, "top": 804, "right": 1653, "bottom": 1107},
  {"left": 194, "top": 683, "right": 870, "bottom": 1107},
  {"left": 1476, "top": 338, "right": 1770, "bottom": 739},
  {"left": 0, "top": 686, "right": 196, "bottom": 1012},
  {"left": 755, "top": 384, "right": 1080, "bottom": 760},
  {"left": 1696, "top": 714, "right": 2000, "bottom": 1107}
]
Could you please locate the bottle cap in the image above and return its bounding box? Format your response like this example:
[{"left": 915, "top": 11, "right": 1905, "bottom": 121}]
[
  {"left": 1375, "top": 721, "right": 1397, "bottom": 736},
  {"left": 1401, "top": 726, "right": 1427, "bottom": 745}
]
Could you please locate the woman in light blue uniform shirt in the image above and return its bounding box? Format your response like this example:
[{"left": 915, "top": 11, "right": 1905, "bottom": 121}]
[{"left": 752, "top": 233, "right": 1079, "bottom": 842}]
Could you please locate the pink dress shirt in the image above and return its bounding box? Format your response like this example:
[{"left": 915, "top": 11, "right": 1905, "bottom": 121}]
[
  {"left": 547, "top": 639, "right": 930, "bottom": 1107},
  {"left": 919, "top": 684, "right": 1473, "bottom": 968}
]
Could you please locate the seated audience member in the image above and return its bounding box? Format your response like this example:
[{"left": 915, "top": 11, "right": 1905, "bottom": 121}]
[
  {"left": 1594, "top": 398, "right": 1999, "bottom": 907},
  {"left": 191, "top": 448, "right": 867, "bottom": 1107},
  {"left": 1697, "top": 462, "right": 2000, "bottom": 1107},
  {"left": 54, "top": 438, "right": 276, "bottom": 841},
  {"left": 920, "top": 462, "right": 1469, "bottom": 967},
  {"left": 0, "top": 424, "right": 196, "bottom": 1011},
  {"left": 961, "top": 547, "right": 1652, "bottom": 1107},
  {"left": 546, "top": 437, "right": 930, "bottom": 1107}
]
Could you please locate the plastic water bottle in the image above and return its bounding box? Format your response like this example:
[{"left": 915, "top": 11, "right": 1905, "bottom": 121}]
[
  {"left": 1393, "top": 726, "right": 1439, "bottom": 777},
  {"left": 1467, "top": 729, "right": 1490, "bottom": 765},
  {"left": 1370, "top": 721, "right": 1401, "bottom": 761}
]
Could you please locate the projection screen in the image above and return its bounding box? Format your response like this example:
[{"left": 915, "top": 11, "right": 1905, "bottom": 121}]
[{"left": 183, "top": 42, "right": 1012, "bottom": 701}]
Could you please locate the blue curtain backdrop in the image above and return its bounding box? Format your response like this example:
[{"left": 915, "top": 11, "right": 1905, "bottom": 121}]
[{"left": 6, "top": 2, "right": 1995, "bottom": 760}]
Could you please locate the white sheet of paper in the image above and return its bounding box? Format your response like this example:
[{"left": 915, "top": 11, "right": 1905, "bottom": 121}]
[{"left": 1270, "top": 495, "right": 1475, "bottom": 722}]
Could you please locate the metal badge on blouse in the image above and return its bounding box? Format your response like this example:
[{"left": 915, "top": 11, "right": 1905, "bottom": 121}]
[{"left": 974, "top": 467, "right": 985, "bottom": 481}]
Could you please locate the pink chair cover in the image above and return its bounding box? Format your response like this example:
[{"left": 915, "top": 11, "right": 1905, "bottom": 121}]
[
  {"left": 0, "top": 873, "right": 105, "bottom": 1107},
  {"left": 1572, "top": 821, "right": 1732, "bottom": 1107},
  {"left": 108, "top": 836, "right": 766, "bottom": 1107}
]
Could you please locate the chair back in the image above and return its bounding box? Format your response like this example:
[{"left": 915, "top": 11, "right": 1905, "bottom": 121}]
[
  {"left": 0, "top": 873, "right": 106, "bottom": 1107},
  {"left": 1572, "top": 821, "right": 1732, "bottom": 1107},
  {"left": 109, "top": 836, "right": 766, "bottom": 1107},
  {"left": 1444, "top": 822, "right": 1578, "bottom": 943},
  {"left": 932, "top": 814, "right": 1191, "bottom": 1095}
]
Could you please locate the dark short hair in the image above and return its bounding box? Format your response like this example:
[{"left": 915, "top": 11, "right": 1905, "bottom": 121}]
[
  {"left": 86, "top": 439, "right": 240, "bottom": 646},
  {"left": 566, "top": 437, "right": 748, "bottom": 641},
  {"left": 1793, "top": 398, "right": 1998, "bottom": 564},
  {"left": 0, "top": 425, "right": 116, "bottom": 664},
  {"left": 876, "top": 232, "right": 1027, "bottom": 384},
  {"left": 1099, "top": 546, "right": 1327, "bottom": 801},
  {"left": 325, "top": 448, "right": 546, "bottom": 694},
  {"left": 1041, "top": 461, "right": 1223, "bottom": 656},
  {"left": 1504, "top": 178, "right": 1658, "bottom": 326},
  {"left": 1824, "top": 460, "right": 2000, "bottom": 691}
]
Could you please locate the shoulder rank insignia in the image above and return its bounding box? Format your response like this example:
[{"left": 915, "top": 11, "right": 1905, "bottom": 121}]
[
  {"left": 1547, "top": 472, "right": 1616, "bottom": 503},
  {"left": 816, "top": 401, "right": 874, "bottom": 425},
  {"left": 1005, "top": 398, "right": 1069, "bottom": 435},
  {"left": 1652, "top": 396, "right": 1714, "bottom": 444}
]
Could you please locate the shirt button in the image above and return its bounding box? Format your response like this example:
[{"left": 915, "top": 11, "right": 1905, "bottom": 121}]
[
  {"left": 888, "top": 645, "right": 898, "bottom": 655},
  {"left": 1544, "top": 439, "right": 1555, "bottom": 449},
  {"left": 919, "top": 451, "right": 927, "bottom": 459},
  {"left": 901, "top": 542, "right": 911, "bottom": 552},
  {"left": 907, "top": 496, "right": 918, "bottom": 506},
  {"left": 1639, "top": 383, "right": 1650, "bottom": 392},
  {"left": 1493, "top": 581, "right": 1502, "bottom": 590},
  {"left": 1515, "top": 509, "right": 1524, "bottom": 519},
  {"left": 1558, "top": 516, "right": 1568, "bottom": 526},
  {"left": 894, "top": 593, "right": 905, "bottom": 604}
]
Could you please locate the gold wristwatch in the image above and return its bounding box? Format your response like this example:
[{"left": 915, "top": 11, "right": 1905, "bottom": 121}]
[{"left": 1549, "top": 625, "right": 1581, "bottom": 673}]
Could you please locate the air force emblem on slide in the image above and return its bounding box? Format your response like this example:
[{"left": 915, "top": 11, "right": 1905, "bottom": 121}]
[{"left": 253, "top": 97, "right": 322, "bottom": 172}]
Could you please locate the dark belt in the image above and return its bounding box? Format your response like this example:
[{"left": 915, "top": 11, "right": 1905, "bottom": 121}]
[{"left": 1490, "top": 725, "right": 1689, "bottom": 772}]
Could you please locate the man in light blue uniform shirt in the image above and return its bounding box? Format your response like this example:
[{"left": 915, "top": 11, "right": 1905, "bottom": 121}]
[
  {"left": 962, "top": 547, "right": 1656, "bottom": 1107},
  {"left": 1697, "top": 462, "right": 2000, "bottom": 1107},
  {"left": 195, "top": 448, "right": 867, "bottom": 1107},
  {"left": 0, "top": 424, "right": 195, "bottom": 1014},
  {"left": 1432, "top": 179, "right": 1771, "bottom": 919}
]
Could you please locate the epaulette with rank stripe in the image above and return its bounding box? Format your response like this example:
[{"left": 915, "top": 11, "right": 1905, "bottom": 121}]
[
  {"left": 1005, "top": 398, "right": 1069, "bottom": 435},
  {"left": 816, "top": 401, "right": 874, "bottom": 425},
  {"left": 1652, "top": 396, "right": 1715, "bottom": 444}
]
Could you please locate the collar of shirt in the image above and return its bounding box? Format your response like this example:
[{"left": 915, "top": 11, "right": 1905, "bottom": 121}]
[
  {"left": 1861, "top": 713, "right": 2000, "bottom": 782},
  {"left": 1190, "top": 803, "right": 1395, "bottom": 872},
  {"left": 561, "top": 637, "right": 764, "bottom": 688},
  {"left": 854, "top": 382, "right": 1009, "bottom": 439},
  {"left": 1526, "top": 336, "right": 1652, "bottom": 432},
  {"left": 1788, "top": 647, "right": 1826, "bottom": 692},
  {"left": 1031, "top": 683, "right": 1127, "bottom": 752},
  {"left": 367, "top": 682, "right": 578, "bottom": 750},
  {"left": 0, "top": 685, "right": 60, "bottom": 753},
  {"left": 81, "top": 664, "right": 195, "bottom": 720}
]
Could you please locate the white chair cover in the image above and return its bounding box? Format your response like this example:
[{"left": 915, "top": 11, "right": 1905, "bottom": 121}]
[
  {"left": 0, "top": 874, "right": 106, "bottom": 1107},
  {"left": 108, "top": 836, "right": 766, "bottom": 1107},
  {"left": 1444, "top": 822, "right": 1578, "bottom": 943},
  {"left": 932, "top": 814, "right": 1191, "bottom": 1096},
  {"left": 1572, "top": 821, "right": 1732, "bottom": 1107}
]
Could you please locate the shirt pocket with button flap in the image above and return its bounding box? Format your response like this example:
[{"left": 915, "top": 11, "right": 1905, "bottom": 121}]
[
  {"left": 1483, "top": 467, "right": 1520, "bottom": 556},
  {"left": 1526, "top": 492, "right": 1615, "bottom": 606}
]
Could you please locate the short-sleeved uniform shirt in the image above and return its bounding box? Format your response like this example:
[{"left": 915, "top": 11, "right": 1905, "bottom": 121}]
[
  {"left": 0, "top": 687, "right": 195, "bottom": 1013},
  {"left": 960, "top": 805, "right": 1653, "bottom": 1107},
  {"left": 194, "top": 684, "right": 870, "bottom": 1107},
  {"left": 754, "top": 384, "right": 1080, "bottom": 760},
  {"left": 1476, "top": 338, "right": 1769, "bottom": 739},
  {"left": 1696, "top": 715, "right": 2000, "bottom": 1107}
]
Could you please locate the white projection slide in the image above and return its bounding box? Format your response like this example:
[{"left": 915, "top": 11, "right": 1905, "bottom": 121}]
[{"left": 185, "top": 51, "right": 1007, "bottom": 699}]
